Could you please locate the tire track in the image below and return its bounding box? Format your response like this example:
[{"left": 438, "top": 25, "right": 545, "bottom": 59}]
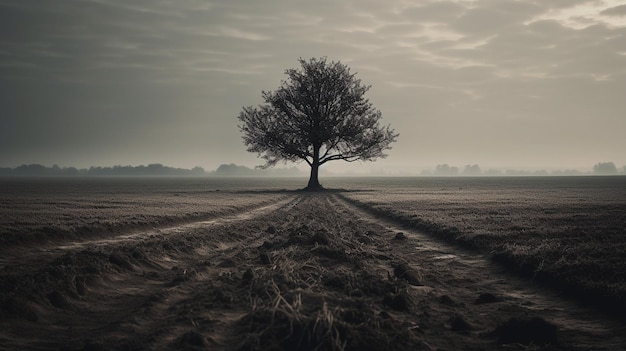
[
  {"left": 0, "top": 197, "right": 297, "bottom": 271},
  {"left": 330, "top": 193, "right": 626, "bottom": 350},
  {"left": 3, "top": 193, "right": 626, "bottom": 350},
  {"left": 0, "top": 196, "right": 301, "bottom": 350}
]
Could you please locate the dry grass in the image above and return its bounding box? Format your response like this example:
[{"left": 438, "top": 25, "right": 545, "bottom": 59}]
[
  {"left": 2, "top": 186, "right": 621, "bottom": 349},
  {"left": 0, "top": 178, "right": 288, "bottom": 247},
  {"left": 338, "top": 176, "right": 626, "bottom": 318},
  {"left": 232, "top": 203, "right": 426, "bottom": 351}
]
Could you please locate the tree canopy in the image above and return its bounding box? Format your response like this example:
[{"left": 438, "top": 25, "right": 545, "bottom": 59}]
[{"left": 238, "top": 57, "right": 398, "bottom": 190}]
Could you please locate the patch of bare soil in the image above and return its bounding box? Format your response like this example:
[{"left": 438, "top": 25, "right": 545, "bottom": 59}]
[{"left": 1, "top": 193, "right": 625, "bottom": 350}]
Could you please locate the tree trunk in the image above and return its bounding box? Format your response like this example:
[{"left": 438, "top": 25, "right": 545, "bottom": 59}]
[
  {"left": 306, "top": 162, "right": 322, "bottom": 190},
  {"left": 305, "top": 145, "right": 323, "bottom": 191}
]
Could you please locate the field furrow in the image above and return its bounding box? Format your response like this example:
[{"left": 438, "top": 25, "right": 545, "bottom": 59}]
[{"left": 2, "top": 191, "right": 625, "bottom": 350}]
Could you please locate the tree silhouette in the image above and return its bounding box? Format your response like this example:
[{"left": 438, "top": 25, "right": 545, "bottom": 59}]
[
  {"left": 593, "top": 161, "right": 617, "bottom": 175},
  {"left": 463, "top": 164, "right": 482, "bottom": 176},
  {"left": 238, "top": 57, "right": 398, "bottom": 190},
  {"left": 434, "top": 164, "right": 459, "bottom": 176}
]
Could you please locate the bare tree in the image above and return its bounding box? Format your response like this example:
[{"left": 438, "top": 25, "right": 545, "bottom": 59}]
[{"left": 238, "top": 57, "right": 398, "bottom": 190}]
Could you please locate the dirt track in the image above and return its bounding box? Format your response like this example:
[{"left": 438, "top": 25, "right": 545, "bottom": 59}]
[{"left": 1, "top": 193, "right": 625, "bottom": 350}]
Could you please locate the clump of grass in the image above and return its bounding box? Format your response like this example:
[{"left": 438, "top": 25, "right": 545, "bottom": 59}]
[
  {"left": 237, "top": 247, "right": 342, "bottom": 350},
  {"left": 238, "top": 291, "right": 345, "bottom": 351},
  {"left": 235, "top": 224, "right": 423, "bottom": 351}
]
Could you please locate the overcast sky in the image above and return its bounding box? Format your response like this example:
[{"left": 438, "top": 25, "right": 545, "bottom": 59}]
[{"left": 1, "top": 0, "right": 625, "bottom": 174}]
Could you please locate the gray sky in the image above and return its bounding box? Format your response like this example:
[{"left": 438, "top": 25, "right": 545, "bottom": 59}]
[{"left": 2, "top": 0, "right": 625, "bottom": 174}]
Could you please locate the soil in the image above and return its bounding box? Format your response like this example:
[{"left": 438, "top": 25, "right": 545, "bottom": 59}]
[{"left": 1, "top": 192, "right": 625, "bottom": 350}]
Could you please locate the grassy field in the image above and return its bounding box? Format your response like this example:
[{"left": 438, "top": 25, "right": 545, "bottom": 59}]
[
  {"left": 0, "top": 177, "right": 292, "bottom": 247},
  {"left": 1, "top": 176, "right": 626, "bottom": 349},
  {"left": 2, "top": 176, "right": 625, "bottom": 313},
  {"left": 335, "top": 176, "right": 626, "bottom": 317}
]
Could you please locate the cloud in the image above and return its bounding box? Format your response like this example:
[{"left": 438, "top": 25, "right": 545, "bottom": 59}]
[
  {"left": 1, "top": 0, "right": 625, "bottom": 170},
  {"left": 451, "top": 2, "right": 543, "bottom": 36},
  {"left": 402, "top": 2, "right": 468, "bottom": 22},
  {"left": 601, "top": 4, "right": 626, "bottom": 16}
]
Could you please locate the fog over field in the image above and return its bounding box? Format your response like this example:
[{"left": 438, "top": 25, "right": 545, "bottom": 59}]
[{"left": 1, "top": 0, "right": 626, "bottom": 174}]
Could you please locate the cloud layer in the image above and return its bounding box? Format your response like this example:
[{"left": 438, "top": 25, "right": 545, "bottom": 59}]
[{"left": 1, "top": 0, "right": 625, "bottom": 172}]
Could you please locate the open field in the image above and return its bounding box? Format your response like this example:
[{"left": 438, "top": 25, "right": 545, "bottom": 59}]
[
  {"left": 1, "top": 176, "right": 625, "bottom": 350},
  {"left": 0, "top": 177, "right": 293, "bottom": 248},
  {"left": 334, "top": 176, "right": 626, "bottom": 317}
]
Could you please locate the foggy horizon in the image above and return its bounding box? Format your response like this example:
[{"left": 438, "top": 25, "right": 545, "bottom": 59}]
[
  {"left": 2, "top": 1, "right": 625, "bottom": 174},
  {"left": 2, "top": 161, "right": 624, "bottom": 177}
]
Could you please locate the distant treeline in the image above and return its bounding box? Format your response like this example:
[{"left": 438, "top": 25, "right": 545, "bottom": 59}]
[
  {"left": 0, "top": 163, "right": 303, "bottom": 177},
  {"left": 1, "top": 162, "right": 624, "bottom": 177},
  {"left": 420, "top": 162, "right": 626, "bottom": 176},
  {"left": 0, "top": 164, "right": 206, "bottom": 177}
]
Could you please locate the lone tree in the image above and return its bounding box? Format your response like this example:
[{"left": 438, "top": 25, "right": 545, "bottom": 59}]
[{"left": 238, "top": 57, "right": 398, "bottom": 190}]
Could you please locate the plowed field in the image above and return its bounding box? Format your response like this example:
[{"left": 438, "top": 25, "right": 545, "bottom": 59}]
[{"left": 2, "top": 180, "right": 625, "bottom": 350}]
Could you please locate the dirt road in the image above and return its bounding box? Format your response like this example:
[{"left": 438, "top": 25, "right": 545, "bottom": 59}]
[{"left": 1, "top": 193, "right": 625, "bottom": 350}]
